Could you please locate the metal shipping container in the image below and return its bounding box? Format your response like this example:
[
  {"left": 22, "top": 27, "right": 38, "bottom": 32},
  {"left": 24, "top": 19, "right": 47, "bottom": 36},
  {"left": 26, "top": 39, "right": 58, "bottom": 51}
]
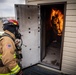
[{"left": 15, "top": 0, "right": 76, "bottom": 74}]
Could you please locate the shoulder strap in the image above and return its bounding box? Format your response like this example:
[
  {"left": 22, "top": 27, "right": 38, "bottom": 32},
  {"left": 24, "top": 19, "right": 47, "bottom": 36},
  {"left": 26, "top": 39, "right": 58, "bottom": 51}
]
[{"left": 2, "top": 33, "right": 15, "bottom": 42}]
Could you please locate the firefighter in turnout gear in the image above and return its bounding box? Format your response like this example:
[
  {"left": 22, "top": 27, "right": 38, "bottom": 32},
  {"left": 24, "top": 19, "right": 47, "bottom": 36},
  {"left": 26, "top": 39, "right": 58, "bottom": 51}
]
[{"left": 0, "top": 19, "right": 23, "bottom": 75}]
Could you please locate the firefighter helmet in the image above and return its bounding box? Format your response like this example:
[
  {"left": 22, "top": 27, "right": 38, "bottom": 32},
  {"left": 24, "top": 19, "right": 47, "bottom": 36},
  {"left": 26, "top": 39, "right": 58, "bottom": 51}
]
[{"left": 3, "top": 19, "right": 19, "bottom": 27}]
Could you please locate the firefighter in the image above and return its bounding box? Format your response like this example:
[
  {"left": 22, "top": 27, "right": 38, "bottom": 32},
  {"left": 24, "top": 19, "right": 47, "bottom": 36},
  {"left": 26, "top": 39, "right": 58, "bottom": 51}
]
[{"left": 0, "top": 19, "right": 23, "bottom": 75}]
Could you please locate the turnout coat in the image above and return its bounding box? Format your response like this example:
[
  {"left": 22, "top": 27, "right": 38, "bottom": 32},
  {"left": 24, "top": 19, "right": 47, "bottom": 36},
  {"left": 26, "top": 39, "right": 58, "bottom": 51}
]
[{"left": 0, "top": 30, "right": 20, "bottom": 75}]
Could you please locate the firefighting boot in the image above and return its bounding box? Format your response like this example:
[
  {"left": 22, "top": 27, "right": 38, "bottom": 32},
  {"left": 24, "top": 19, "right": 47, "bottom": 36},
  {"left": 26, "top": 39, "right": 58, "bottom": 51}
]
[{"left": 16, "top": 70, "right": 24, "bottom": 75}]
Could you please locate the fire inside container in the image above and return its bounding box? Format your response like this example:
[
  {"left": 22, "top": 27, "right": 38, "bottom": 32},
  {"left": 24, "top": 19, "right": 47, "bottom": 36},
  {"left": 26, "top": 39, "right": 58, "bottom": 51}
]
[{"left": 40, "top": 3, "right": 65, "bottom": 69}]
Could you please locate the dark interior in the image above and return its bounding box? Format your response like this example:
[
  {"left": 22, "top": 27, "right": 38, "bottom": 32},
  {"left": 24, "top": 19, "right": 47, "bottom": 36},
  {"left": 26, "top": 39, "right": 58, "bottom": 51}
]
[{"left": 40, "top": 3, "right": 65, "bottom": 69}]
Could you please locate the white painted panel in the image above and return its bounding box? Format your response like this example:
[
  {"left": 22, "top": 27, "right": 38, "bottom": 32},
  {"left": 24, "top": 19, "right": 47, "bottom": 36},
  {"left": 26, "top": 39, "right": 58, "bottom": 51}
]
[
  {"left": 64, "top": 46, "right": 76, "bottom": 53},
  {"left": 63, "top": 55, "right": 76, "bottom": 62},
  {"left": 62, "top": 64, "right": 76, "bottom": 71},
  {"left": 66, "top": 10, "right": 76, "bottom": 16},
  {"left": 17, "top": 5, "right": 40, "bottom": 31},
  {"left": 21, "top": 30, "right": 40, "bottom": 68},
  {"left": 62, "top": 66, "right": 76, "bottom": 74},
  {"left": 26, "top": 0, "right": 76, "bottom": 3},
  {"left": 65, "top": 27, "right": 76, "bottom": 32},
  {"left": 66, "top": 21, "right": 76, "bottom": 26},
  {"left": 26, "top": 0, "right": 67, "bottom": 4},
  {"left": 65, "top": 32, "right": 76, "bottom": 38},
  {"left": 62, "top": 60, "right": 76, "bottom": 67},
  {"left": 64, "top": 42, "right": 76, "bottom": 48},
  {"left": 67, "top": 0, "right": 76, "bottom": 3},
  {"left": 26, "top": 0, "right": 76, "bottom": 4},
  {"left": 67, "top": 4, "right": 76, "bottom": 9},
  {"left": 66, "top": 16, "right": 76, "bottom": 21},
  {"left": 63, "top": 51, "right": 76, "bottom": 58},
  {"left": 64, "top": 37, "right": 76, "bottom": 43}
]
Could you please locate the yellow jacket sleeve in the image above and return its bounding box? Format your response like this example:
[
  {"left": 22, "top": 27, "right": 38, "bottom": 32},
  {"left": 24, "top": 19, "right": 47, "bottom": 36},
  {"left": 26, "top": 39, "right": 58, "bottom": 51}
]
[{"left": 1, "top": 36, "right": 20, "bottom": 74}]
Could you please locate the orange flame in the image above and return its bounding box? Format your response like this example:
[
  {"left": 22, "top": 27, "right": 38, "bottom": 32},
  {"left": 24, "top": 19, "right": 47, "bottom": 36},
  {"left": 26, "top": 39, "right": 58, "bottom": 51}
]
[{"left": 50, "top": 9, "right": 63, "bottom": 36}]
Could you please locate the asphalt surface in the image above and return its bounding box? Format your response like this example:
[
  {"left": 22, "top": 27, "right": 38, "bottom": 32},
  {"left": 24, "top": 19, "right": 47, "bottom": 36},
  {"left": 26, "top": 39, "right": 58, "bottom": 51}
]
[{"left": 23, "top": 65, "right": 65, "bottom": 75}]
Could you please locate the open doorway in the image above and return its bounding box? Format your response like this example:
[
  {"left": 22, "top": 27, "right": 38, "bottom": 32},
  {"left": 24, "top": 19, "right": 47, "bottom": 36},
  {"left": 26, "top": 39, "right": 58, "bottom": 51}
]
[{"left": 40, "top": 2, "right": 66, "bottom": 69}]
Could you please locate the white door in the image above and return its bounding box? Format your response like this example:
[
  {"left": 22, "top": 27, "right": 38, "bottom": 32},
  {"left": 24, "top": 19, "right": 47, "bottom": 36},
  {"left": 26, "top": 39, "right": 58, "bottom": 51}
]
[{"left": 15, "top": 5, "right": 40, "bottom": 68}]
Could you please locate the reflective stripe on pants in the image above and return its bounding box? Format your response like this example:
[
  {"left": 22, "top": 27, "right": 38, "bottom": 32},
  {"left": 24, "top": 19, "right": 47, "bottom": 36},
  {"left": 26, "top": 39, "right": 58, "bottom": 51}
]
[
  {"left": 0, "top": 73, "right": 10, "bottom": 75},
  {"left": 0, "top": 73, "right": 15, "bottom": 75}
]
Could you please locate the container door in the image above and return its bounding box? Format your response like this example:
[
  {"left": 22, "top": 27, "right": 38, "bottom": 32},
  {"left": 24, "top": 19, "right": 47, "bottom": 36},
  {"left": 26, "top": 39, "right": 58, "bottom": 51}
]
[{"left": 15, "top": 5, "right": 40, "bottom": 68}]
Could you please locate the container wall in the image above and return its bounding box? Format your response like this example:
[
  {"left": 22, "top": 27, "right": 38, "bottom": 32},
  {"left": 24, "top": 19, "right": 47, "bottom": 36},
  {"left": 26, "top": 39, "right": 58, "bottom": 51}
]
[
  {"left": 26, "top": 0, "right": 76, "bottom": 74},
  {"left": 0, "top": 20, "right": 3, "bottom": 31}
]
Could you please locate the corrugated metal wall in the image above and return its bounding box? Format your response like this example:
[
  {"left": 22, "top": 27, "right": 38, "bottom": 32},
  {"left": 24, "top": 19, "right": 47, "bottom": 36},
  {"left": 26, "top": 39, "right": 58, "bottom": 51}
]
[{"left": 26, "top": 0, "right": 76, "bottom": 74}]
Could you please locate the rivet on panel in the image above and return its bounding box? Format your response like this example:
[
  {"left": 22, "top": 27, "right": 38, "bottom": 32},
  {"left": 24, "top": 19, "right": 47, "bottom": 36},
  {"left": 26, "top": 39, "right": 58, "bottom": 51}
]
[
  {"left": 17, "top": 17, "right": 19, "bottom": 20},
  {"left": 29, "top": 31, "right": 31, "bottom": 33},
  {"left": 28, "top": 17, "right": 30, "bottom": 19},
  {"left": 38, "top": 30, "right": 40, "bottom": 32},
  {"left": 38, "top": 46, "right": 40, "bottom": 48},
  {"left": 30, "top": 48, "right": 31, "bottom": 50},
  {"left": 38, "top": 27, "right": 40, "bottom": 29},
  {"left": 29, "top": 28, "right": 31, "bottom": 30},
  {"left": 38, "top": 16, "right": 39, "bottom": 19}
]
